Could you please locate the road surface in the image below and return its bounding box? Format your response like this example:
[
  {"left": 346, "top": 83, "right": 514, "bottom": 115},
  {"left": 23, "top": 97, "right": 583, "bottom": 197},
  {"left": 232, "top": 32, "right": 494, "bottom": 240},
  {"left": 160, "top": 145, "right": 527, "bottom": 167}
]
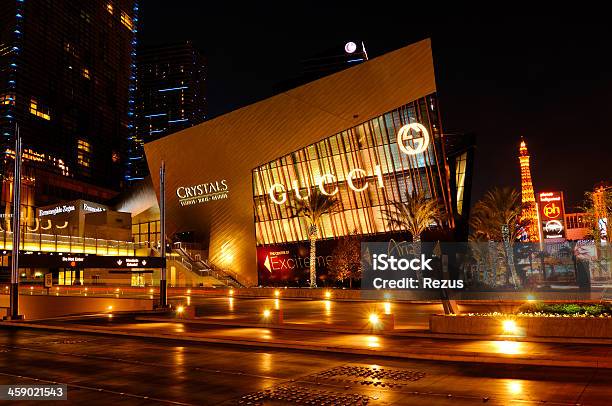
[{"left": 0, "top": 327, "right": 610, "bottom": 405}]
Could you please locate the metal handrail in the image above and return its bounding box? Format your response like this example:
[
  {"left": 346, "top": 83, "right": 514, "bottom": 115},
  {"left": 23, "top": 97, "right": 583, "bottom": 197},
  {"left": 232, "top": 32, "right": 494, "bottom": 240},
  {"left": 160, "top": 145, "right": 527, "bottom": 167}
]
[{"left": 171, "top": 243, "right": 247, "bottom": 288}]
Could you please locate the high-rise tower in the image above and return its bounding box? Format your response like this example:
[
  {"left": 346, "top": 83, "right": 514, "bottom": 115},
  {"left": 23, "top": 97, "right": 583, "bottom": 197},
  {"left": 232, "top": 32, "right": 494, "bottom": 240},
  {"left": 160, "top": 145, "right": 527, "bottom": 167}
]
[
  {"left": 131, "top": 41, "right": 207, "bottom": 180},
  {"left": 519, "top": 138, "right": 540, "bottom": 242},
  {"left": 0, "top": 0, "right": 138, "bottom": 206}
]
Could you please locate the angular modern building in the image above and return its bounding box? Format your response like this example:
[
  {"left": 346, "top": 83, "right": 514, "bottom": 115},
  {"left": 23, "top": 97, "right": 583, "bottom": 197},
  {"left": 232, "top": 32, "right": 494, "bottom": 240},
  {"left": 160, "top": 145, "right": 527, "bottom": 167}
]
[{"left": 144, "top": 39, "right": 469, "bottom": 286}]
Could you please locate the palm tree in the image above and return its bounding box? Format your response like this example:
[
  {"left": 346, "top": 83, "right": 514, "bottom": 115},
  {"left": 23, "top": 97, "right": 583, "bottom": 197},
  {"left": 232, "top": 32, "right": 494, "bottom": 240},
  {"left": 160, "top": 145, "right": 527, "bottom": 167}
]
[
  {"left": 381, "top": 191, "right": 443, "bottom": 279},
  {"left": 381, "top": 190, "right": 443, "bottom": 243},
  {"left": 469, "top": 187, "right": 528, "bottom": 287},
  {"left": 290, "top": 190, "right": 338, "bottom": 288},
  {"left": 382, "top": 191, "right": 455, "bottom": 313}
]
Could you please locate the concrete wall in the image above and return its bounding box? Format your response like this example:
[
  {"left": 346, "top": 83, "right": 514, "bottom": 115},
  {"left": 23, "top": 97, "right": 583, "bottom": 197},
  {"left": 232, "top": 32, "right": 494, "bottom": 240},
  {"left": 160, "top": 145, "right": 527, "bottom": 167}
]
[
  {"left": 0, "top": 294, "right": 153, "bottom": 320},
  {"left": 430, "top": 314, "right": 612, "bottom": 338}
]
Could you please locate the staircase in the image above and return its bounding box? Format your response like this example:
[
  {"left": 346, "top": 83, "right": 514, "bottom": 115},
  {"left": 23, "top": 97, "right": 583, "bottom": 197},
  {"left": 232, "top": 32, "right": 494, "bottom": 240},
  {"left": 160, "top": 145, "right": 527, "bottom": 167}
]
[{"left": 172, "top": 242, "right": 247, "bottom": 288}]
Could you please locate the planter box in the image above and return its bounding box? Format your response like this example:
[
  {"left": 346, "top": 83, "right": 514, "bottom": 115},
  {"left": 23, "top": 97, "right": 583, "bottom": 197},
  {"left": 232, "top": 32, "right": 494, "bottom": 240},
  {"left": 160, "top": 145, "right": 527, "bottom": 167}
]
[{"left": 430, "top": 314, "right": 612, "bottom": 338}]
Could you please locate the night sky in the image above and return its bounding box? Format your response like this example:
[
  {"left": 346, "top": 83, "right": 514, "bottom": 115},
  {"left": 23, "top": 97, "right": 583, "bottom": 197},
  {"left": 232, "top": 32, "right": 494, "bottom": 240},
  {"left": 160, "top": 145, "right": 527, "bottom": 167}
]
[{"left": 140, "top": 4, "right": 612, "bottom": 209}]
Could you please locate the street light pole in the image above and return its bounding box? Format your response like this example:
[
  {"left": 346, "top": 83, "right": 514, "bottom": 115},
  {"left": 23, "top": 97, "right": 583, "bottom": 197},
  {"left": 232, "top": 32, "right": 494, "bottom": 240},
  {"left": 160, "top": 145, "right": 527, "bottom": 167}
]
[
  {"left": 159, "top": 160, "right": 167, "bottom": 308},
  {"left": 8, "top": 128, "right": 23, "bottom": 320}
]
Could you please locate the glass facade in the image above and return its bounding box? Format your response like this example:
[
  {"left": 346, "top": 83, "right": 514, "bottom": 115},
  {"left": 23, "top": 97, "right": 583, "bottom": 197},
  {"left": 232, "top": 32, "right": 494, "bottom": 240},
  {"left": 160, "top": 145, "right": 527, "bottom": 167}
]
[
  {"left": 0, "top": 0, "right": 137, "bottom": 199},
  {"left": 134, "top": 41, "right": 208, "bottom": 179},
  {"left": 253, "top": 94, "right": 451, "bottom": 245},
  {"left": 132, "top": 219, "right": 160, "bottom": 246}
]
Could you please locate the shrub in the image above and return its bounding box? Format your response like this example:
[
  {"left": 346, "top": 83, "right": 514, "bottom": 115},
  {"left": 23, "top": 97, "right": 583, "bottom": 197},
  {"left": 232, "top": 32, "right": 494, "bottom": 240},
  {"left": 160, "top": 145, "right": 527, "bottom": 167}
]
[{"left": 517, "top": 302, "right": 612, "bottom": 316}]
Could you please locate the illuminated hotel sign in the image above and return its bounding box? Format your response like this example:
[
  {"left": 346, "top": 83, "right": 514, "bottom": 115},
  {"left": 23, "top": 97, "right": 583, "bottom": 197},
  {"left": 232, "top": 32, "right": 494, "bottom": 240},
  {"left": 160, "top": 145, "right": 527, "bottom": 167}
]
[
  {"left": 176, "top": 180, "right": 229, "bottom": 207},
  {"left": 268, "top": 122, "right": 430, "bottom": 205},
  {"left": 539, "top": 191, "right": 566, "bottom": 240}
]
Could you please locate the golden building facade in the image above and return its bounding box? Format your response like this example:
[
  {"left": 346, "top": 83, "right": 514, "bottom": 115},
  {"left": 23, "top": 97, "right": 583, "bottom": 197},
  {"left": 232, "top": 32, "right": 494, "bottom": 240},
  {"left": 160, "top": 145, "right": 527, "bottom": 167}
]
[{"left": 144, "top": 39, "right": 454, "bottom": 285}]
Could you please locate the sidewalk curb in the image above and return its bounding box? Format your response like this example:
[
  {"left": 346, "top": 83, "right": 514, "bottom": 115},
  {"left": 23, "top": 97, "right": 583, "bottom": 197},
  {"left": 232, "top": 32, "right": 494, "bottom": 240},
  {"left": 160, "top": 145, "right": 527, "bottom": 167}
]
[
  {"left": 135, "top": 316, "right": 612, "bottom": 345},
  {"left": 2, "top": 321, "right": 611, "bottom": 369}
]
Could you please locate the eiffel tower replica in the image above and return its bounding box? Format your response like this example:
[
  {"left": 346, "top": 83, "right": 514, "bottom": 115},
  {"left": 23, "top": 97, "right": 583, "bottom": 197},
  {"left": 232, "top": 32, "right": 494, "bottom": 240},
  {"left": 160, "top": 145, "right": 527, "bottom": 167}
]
[{"left": 519, "top": 137, "right": 540, "bottom": 242}]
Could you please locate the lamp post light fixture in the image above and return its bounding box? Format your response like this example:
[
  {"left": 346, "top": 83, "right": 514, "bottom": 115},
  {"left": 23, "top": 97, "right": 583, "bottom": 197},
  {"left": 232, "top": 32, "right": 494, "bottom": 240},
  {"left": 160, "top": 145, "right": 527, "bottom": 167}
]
[
  {"left": 158, "top": 160, "right": 168, "bottom": 308},
  {"left": 6, "top": 129, "right": 24, "bottom": 320}
]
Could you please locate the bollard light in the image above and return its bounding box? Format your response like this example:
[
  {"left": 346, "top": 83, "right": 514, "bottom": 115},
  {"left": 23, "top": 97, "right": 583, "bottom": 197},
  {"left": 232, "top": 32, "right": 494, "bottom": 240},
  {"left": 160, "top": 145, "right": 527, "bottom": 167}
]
[
  {"left": 274, "top": 289, "right": 280, "bottom": 298},
  {"left": 384, "top": 301, "right": 392, "bottom": 315},
  {"left": 263, "top": 309, "right": 271, "bottom": 318},
  {"left": 368, "top": 313, "right": 380, "bottom": 326},
  {"left": 324, "top": 291, "right": 332, "bottom": 299},
  {"left": 502, "top": 319, "right": 517, "bottom": 334},
  {"left": 177, "top": 305, "right": 185, "bottom": 314},
  {"left": 229, "top": 288, "right": 234, "bottom": 296}
]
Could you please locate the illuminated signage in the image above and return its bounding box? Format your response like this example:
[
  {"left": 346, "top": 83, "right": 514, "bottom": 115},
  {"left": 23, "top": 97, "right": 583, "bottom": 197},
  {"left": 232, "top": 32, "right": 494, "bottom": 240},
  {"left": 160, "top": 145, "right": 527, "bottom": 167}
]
[
  {"left": 39, "top": 205, "right": 76, "bottom": 217},
  {"left": 61, "top": 256, "right": 84, "bottom": 263},
  {"left": 83, "top": 203, "right": 105, "bottom": 213},
  {"left": 268, "top": 122, "right": 430, "bottom": 205},
  {"left": 116, "top": 258, "right": 148, "bottom": 267},
  {"left": 397, "top": 123, "right": 430, "bottom": 155},
  {"left": 269, "top": 166, "right": 384, "bottom": 205},
  {"left": 539, "top": 191, "right": 566, "bottom": 240},
  {"left": 344, "top": 41, "right": 357, "bottom": 53},
  {"left": 263, "top": 250, "right": 332, "bottom": 273},
  {"left": 176, "top": 180, "right": 229, "bottom": 207}
]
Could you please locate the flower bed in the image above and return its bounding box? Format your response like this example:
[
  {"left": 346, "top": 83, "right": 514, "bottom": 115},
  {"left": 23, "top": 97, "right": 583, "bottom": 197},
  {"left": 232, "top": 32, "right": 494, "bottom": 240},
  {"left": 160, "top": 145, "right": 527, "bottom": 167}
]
[
  {"left": 430, "top": 307, "right": 612, "bottom": 338},
  {"left": 517, "top": 302, "right": 612, "bottom": 317}
]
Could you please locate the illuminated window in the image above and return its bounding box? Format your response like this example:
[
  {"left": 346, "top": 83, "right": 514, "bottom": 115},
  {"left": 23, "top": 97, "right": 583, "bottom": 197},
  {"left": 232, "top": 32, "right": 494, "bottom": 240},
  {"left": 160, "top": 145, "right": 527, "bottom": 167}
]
[
  {"left": 0, "top": 93, "right": 15, "bottom": 105},
  {"left": 29, "top": 98, "right": 51, "bottom": 120},
  {"left": 77, "top": 139, "right": 91, "bottom": 153},
  {"left": 455, "top": 152, "right": 467, "bottom": 216},
  {"left": 106, "top": 2, "right": 114, "bottom": 14},
  {"left": 59, "top": 270, "right": 75, "bottom": 286},
  {"left": 131, "top": 273, "right": 145, "bottom": 287},
  {"left": 77, "top": 139, "right": 91, "bottom": 168},
  {"left": 120, "top": 11, "right": 134, "bottom": 31},
  {"left": 111, "top": 151, "right": 120, "bottom": 163},
  {"left": 82, "top": 67, "right": 90, "bottom": 79}
]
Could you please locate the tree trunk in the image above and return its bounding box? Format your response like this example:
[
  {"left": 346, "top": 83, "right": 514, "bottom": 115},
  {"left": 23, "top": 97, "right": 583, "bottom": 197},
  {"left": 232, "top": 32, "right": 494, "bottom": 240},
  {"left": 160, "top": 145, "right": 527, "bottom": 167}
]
[
  {"left": 413, "top": 235, "right": 422, "bottom": 281},
  {"left": 309, "top": 232, "right": 317, "bottom": 288},
  {"left": 488, "top": 240, "right": 498, "bottom": 287}
]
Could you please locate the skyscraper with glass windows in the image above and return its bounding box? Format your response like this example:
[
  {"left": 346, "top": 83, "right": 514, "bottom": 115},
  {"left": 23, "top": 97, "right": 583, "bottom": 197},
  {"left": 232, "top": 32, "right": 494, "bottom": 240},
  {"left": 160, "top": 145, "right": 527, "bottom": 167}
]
[
  {"left": 131, "top": 41, "right": 207, "bottom": 180},
  {"left": 0, "top": 0, "right": 138, "bottom": 211}
]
